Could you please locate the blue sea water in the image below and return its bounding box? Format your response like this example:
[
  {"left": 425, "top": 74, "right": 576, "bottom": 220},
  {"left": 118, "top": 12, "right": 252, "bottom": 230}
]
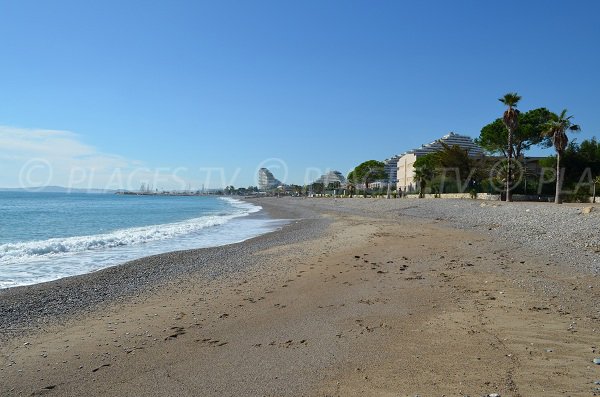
[{"left": 0, "top": 192, "right": 283, "bottom": 289}]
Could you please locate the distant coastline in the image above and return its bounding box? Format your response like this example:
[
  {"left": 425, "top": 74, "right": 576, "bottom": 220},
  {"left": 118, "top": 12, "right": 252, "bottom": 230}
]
[
  {"left": 0, "top": 186, "right": 247, "bottom": 196},
  {"left": 0, "top": 186, "right": 116, "bottom": 194},
  {"left": 115, "top": 190, "right": 215, "bottom": 197}
]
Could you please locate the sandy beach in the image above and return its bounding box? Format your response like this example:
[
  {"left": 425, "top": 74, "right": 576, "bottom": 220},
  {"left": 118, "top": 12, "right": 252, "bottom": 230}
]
[{"left": 1, "top": 197, "right": 599, "bottom": 396}]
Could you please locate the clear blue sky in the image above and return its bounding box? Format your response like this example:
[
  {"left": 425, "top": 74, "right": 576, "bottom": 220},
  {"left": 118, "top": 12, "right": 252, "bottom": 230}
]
[{"left": 1, "top": 0, "right": 599, "bottom": 190}]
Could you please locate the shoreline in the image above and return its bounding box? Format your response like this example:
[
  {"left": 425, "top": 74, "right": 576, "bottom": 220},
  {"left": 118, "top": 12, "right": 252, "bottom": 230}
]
[
  {"left": 1, "top": 197, "right": 599, "bottom": 396},
  {"left": 0, "top": 199, "right": 326, "bottom": 339},
  {"left": 0, "top": 196, "right": 279, "bottom": 291}
]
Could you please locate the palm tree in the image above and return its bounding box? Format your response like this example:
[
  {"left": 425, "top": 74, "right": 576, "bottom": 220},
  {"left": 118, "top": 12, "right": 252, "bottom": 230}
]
[
  {"left": 346, "top": 183, "right": 355, "bottom": 197},
  {"left": 499, "top": 92, "right": 521, "bottom": 202},
  {"left": 543, "top": 109, "right": 581, "bottom": 204},
  {"left": 414, "top": 165, "right": 435, "bottom": 198},
  {"left": 592, "top": 176, "right": 600, "bottom": 203}
]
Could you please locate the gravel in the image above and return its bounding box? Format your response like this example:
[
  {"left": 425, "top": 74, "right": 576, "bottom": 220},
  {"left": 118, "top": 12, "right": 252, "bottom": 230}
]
[
  {"left": 398, "top": 199, "right": 600, "bottom": 275},
  {"left": 274, "top": 197, "right": 600, "bottom": 275},
  {"left": 260, "top": 196, "right": 600, "bottom": 329}
]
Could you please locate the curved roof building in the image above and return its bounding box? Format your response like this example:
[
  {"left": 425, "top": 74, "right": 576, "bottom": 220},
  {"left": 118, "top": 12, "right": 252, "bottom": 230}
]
[
  {"left": 406, "top": 132, "right": 483, "bottom": 157},
  {"left": 396, "top": 132, "right": 483, "bottom": 193},
  {"left": 313, "top": 170, "right": 347, "bottom": 187},
  {"left": 257, "top": 168, "right": 281, "bottom": 191}
]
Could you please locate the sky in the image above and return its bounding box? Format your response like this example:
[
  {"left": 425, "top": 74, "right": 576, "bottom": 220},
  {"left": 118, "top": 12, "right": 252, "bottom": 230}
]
[{"left": 1, "top": 0, "right": 599, "bottom": 190}]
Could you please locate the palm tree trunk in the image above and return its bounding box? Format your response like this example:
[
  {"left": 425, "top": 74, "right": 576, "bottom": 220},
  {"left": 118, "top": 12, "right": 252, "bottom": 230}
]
[
  {"left": 507, "top": 130, "right": 513, "bottom": 202},
  {"left": 555, "top": 152, "right": 562, "bottom": 204}
]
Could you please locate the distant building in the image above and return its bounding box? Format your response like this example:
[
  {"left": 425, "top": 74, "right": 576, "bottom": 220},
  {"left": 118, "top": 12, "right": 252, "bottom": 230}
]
[
  {"left": 367, "top": 181, "right": 388, "bottom": 189},
  {"left": 397, "top": 132, "right": 483, "bottom": 193},
  {"left": 383, "top": 155, "right": 401, "bottom": 184},
  {"left": 257, "top": 168, "right": 281, "bottom": 191},
  {"left": 312, "top": 170, "right": 347, "bottom": 187}
]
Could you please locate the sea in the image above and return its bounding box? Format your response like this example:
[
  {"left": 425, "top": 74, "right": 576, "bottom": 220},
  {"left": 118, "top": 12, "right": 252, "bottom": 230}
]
[{"left": 0, "top": 192, "right": 284, "bottom": 289}]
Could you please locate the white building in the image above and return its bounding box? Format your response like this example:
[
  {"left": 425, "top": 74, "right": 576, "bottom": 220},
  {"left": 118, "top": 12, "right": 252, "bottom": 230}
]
[
  {"left": 312, "top": 170, "right": 347, "bottom": 187},
  {"left": 383, "top": 155, "right": 401, "bottom": 184},
  {"left": 257, "top": 168, "right": 281, "bottom": 191},
  {"left": 397, "top": 132, "right": 483, "bottom": 193}
]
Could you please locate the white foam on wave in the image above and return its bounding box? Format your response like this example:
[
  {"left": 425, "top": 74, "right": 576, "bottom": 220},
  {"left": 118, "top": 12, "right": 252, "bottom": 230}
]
[
  {"left": 219, "top": 196, "right": 262, "bottom": 214},
  {"left": 0, "top": 197, "right": 282, "bottom": 289},
  {"left": 0, "top": 197, "right": 262, "bottom": 266}
]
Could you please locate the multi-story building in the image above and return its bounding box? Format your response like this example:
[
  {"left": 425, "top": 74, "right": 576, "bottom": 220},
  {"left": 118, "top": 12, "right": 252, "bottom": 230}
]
[
  {"left": 257, "top": 168, "right": 281, "bottom": 191},
  {"left": 383, "top": 155, "right": 401, "bottom": 184},
  {"left": 312, "top": 170, "right": 347, "bottom": 188},
  {"left": 396, "top": 132, "right": 483, "bottom": 193}
]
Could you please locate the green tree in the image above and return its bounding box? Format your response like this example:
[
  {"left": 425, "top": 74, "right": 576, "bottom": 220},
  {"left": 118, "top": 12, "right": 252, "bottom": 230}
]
[
  {"left": 542, "top": 138, "right": 600, "bottom": 200},
  {"left": 311, "top": 182, "right": 324, "bottom": 195},
  {"left": 346, "top": 183, "right": 356, "bottom": 197},
  {"left": 289, "top": 184, "right": 303, "bottom": 196},
  {"left": 413, "top": 144, "right": 486, "bottom": 194},
  {"left": 435, "top": 143, "right": 481, "bottom": 191},
  {"left": 498, "top": 92, "right": 521, "bottom": 202},
  {"left": 576, "top": 137, "right": 600, "bottom": 163},
  {"left": 543, "top": 109, "right": 581, "bottom": 204},
  {"left": 560, "top": 138, "right": 600, "bottom": 189},
  {"left": 413, "top": 154, "right": 437, "bottom": 198},
  {"left": 327, "top": 181, "right": 341, "bottom": 190},
  {"left": 477, "top": 108, "right": 556, "bottom": 157},
  {"left": 347, "top": 160, "right": 386, "bottom": 196}
]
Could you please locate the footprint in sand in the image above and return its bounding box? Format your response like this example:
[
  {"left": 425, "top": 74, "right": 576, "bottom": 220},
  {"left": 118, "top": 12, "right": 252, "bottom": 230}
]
[
  {"left": 195, "top": 338, "right": 228, "bottom": 347},
  {"left": 264, "top": 339, "right": 308, "bottom": 348},
  {"left": 165, "top": 326, "right": 186, "bottom": 340},
  {"left": 405, "top": 273, "right": 424, "bottom": 280},
  {"left": 91, "top": 363, "right": 111, "bottom": 372},
  {"left": 30, "top": 385, "right": 58, "bottom": 396}
]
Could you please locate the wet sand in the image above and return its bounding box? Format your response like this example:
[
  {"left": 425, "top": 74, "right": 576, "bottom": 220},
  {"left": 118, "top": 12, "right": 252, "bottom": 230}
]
[{"left": 1, "top": 197, "right": 599, "bottom": 396}]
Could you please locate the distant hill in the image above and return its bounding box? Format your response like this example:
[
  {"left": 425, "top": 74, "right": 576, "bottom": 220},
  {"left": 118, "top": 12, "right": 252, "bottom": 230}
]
[{"left": 0, "top": 186, "right": 117, "bottom": 194}]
